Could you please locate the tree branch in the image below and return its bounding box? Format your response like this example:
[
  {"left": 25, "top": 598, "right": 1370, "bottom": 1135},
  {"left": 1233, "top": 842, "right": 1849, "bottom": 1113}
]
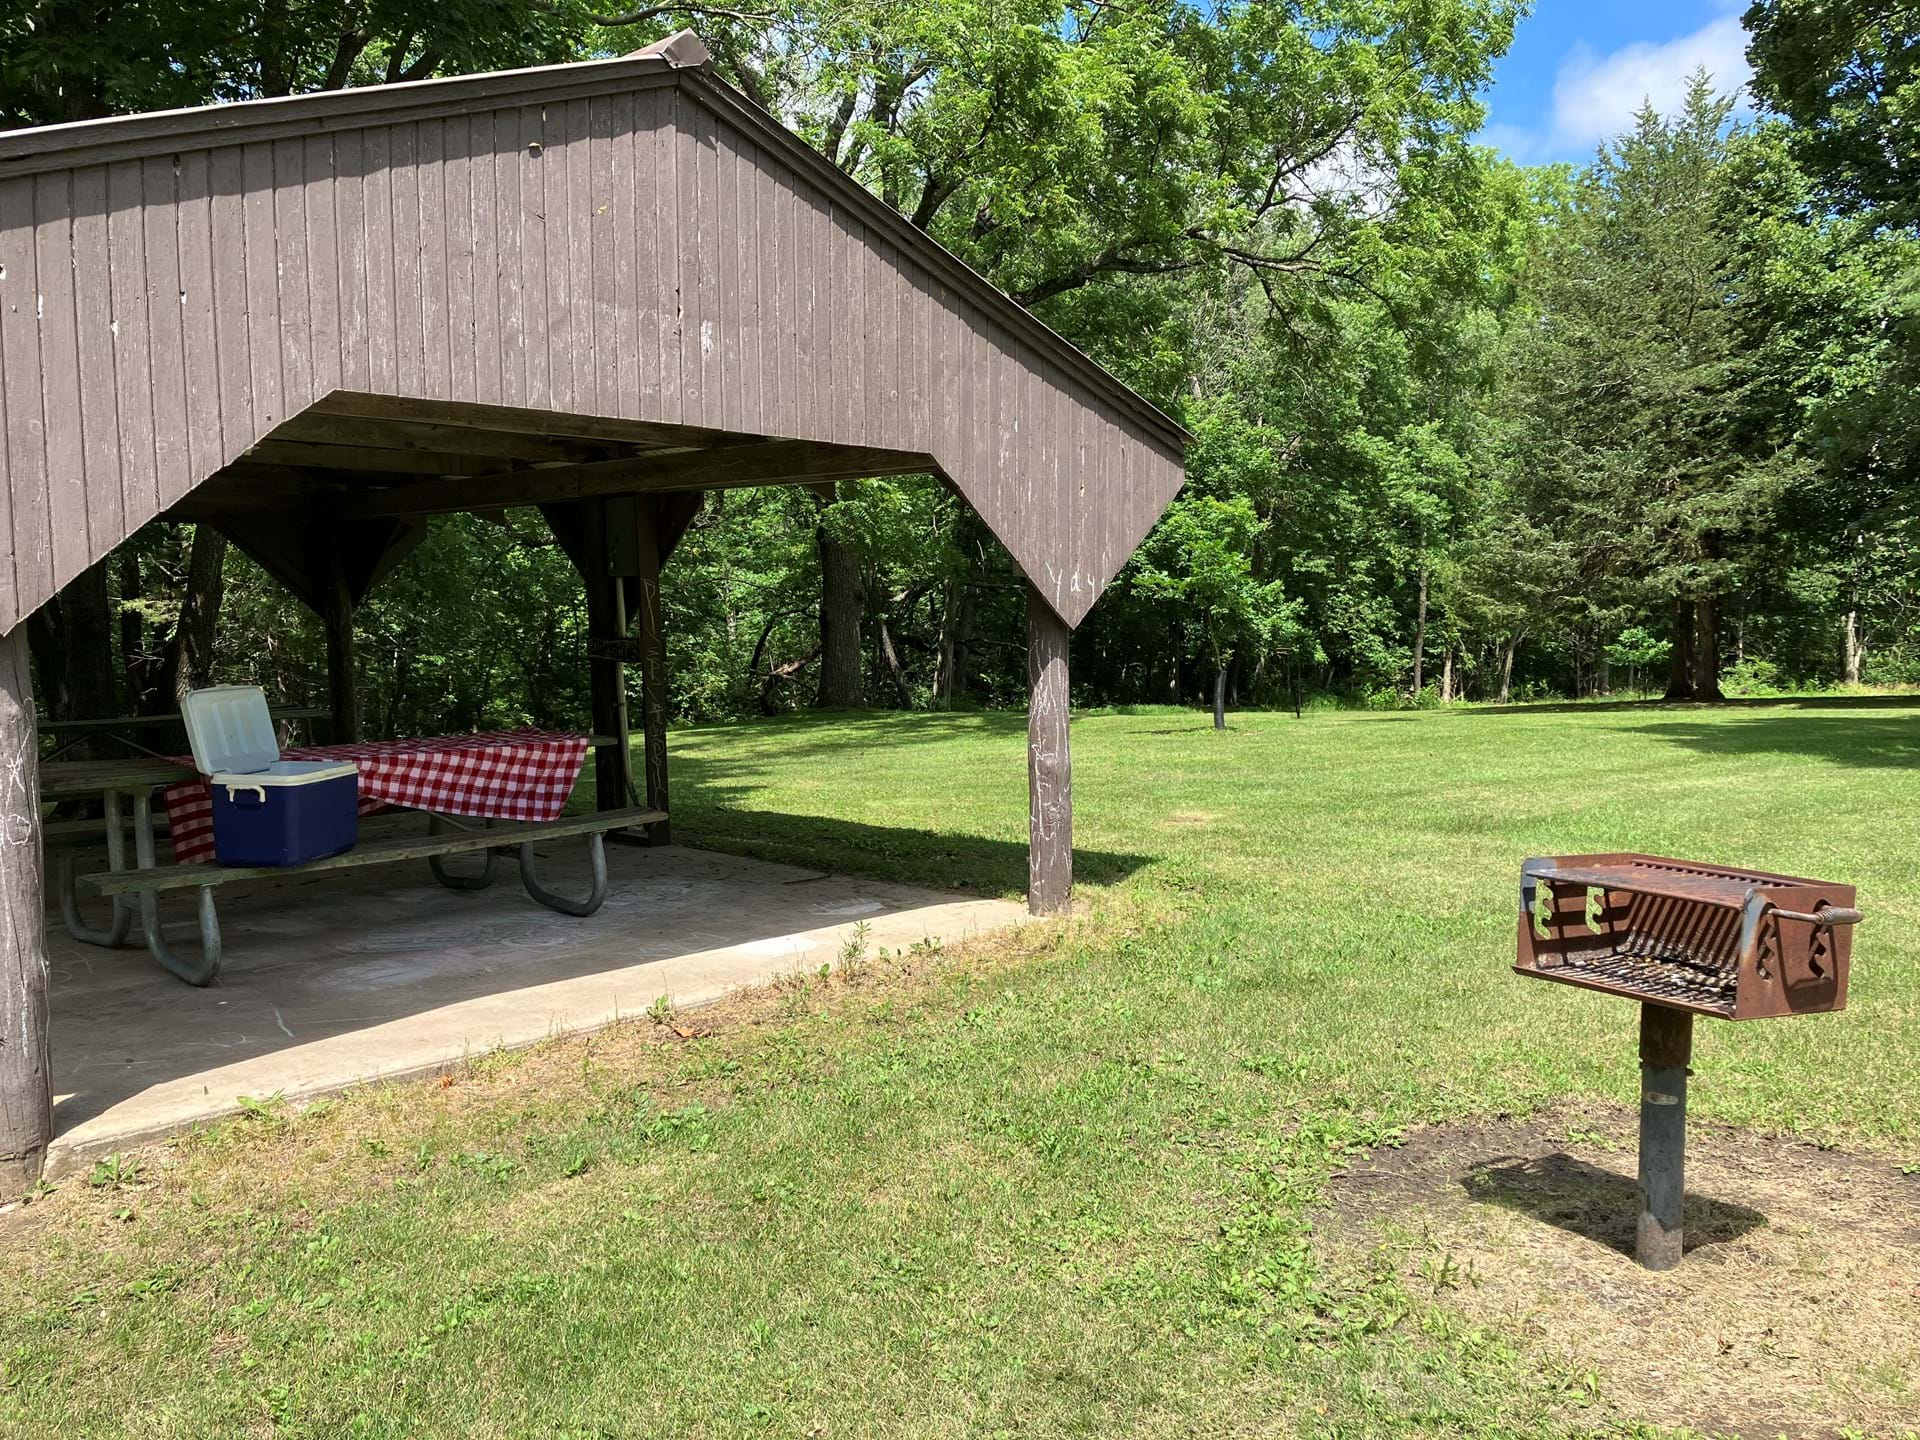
[{"left": 578, "top": 2, "right": 773, "bottom": 25}]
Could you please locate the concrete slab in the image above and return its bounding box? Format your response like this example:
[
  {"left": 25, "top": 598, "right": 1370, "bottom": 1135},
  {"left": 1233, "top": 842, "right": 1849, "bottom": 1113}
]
[{"left": 45, "top": 835, "right": 1026, "bottom": 1176}]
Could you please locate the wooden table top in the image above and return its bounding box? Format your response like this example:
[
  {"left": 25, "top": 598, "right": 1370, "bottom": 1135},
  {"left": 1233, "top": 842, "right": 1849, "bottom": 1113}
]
[{"left": 39, "top": 756, "right": 196, "bottom": 798}]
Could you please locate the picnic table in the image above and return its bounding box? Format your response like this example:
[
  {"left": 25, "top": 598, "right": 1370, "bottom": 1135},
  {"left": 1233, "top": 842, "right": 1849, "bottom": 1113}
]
[
  {"left": 50, "top": 731, "right": 662, "bottom": 986},
  {"left": 40, "top": 705, "right": 327, "bottom": 761},
  {"left": 163, "top": 730, "right": 593, "bottom": 864}
]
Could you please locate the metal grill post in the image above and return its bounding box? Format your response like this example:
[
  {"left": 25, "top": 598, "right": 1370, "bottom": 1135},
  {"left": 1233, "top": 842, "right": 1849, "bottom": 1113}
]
[{"left": 1636, "top": 1003, "right": 1694, "bottom": 1270}]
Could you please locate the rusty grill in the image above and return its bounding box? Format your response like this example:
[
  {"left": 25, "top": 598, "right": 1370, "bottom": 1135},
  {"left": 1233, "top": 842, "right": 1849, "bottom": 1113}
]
[{"left": 1514, "top": 853, "right": 1860, "bottom": 1021}]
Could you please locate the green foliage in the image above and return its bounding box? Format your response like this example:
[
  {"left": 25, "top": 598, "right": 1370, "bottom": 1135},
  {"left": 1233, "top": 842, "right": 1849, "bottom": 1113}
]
[
  {"left": 1132, "top": 495, "right": 1296, "bottom": 674},
  {"left": 11, "top": 3, "right": 1920, "bottom": 722}
]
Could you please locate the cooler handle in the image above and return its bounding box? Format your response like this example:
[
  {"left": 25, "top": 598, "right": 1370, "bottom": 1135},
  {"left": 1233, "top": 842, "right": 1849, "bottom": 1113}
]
[{"left": 223, "top": 784, "right": 268, "bottom": 807}]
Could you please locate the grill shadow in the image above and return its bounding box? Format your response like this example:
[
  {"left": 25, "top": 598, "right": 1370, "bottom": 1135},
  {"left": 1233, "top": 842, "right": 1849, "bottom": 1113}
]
[{"left": 1461, "top": 1153, "right": 1767, "bottom": 1257}]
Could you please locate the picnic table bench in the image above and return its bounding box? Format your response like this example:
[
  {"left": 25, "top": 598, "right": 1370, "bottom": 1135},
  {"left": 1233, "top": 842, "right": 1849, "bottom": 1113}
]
[{"left": 82, "top": 806, "right": 664, "bottom": 985}]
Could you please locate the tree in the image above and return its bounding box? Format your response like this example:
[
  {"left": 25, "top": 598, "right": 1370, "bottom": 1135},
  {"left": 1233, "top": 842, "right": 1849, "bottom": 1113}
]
[
  {"left": 1132, "top": 496, "right": 1296, "bottom": 728},
  {"left": 1499, "top": 77, "right": 1792, "bottom": 703},
  {"left": 1744, "top": 0, "right": 1920, "bottom": 228}
]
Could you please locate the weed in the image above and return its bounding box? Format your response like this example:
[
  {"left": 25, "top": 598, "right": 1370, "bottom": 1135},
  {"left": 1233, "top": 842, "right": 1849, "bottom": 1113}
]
[
  {"left": 646, "top": 992, "right": 678, "bottom": 1026},
  {"left": 838, "top": 919, "right": 873, "bottom": 979},
  {"left": 87, "top": 1153, "right": 142, "bottom": 1191},
  {"left": 234, "top": 1093, "right": 289, "bottom": 1131}
]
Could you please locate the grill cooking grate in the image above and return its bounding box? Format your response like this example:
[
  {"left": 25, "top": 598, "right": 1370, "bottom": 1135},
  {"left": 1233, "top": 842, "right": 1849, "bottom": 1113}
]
[{"left": 1545, "top": 948, "right": 1737, "bottom": 1013}]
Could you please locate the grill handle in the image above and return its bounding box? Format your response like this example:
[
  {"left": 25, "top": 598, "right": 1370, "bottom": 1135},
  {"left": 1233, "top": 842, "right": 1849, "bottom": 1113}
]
[{"left": 1771, "top": 904, "right": 1863, "bottom": 928}]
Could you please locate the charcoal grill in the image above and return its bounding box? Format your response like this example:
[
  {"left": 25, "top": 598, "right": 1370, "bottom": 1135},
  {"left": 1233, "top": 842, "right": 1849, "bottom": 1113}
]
[
  {"left": 1512, "top": 853, "right": 1862, "bottom": 1269},
  {"left": 1515, "top": 853, "right": 1859, "bottom": 1019}
]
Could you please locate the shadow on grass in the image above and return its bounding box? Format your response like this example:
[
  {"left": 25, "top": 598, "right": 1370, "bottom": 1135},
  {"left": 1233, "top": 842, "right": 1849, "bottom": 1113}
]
[
  {"left": 1446, "top": 693, "right": 1920, "bottom": 719},
  {"left": 1615, "top": 716, "right": 1920, "bottom": 772},
  {"left": 1463, "top": 1153, "right": 1765, "bottom": 1257},
  {"left": 674, "top": 803, "right": 1156, "bottom": 897},
  {"left": 676, "top": 709, "right": 1028, "bottom": 768},
  {"left": 669, "top": 718, "right": 1158, "bottom": 894}
]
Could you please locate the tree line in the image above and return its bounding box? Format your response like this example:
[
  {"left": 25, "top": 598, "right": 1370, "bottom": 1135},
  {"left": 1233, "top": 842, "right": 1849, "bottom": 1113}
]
[{"left": 5, "top": 0, "right": 1914, "bottom": 734}]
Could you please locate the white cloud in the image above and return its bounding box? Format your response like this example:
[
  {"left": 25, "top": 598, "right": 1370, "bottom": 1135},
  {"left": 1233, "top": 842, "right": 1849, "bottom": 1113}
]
[
  {"left": 1486, "top": 12, "right": 1755, "bottom": 163},
  {"left": 1546, "top": 15, "right": 1753, "bottom": 158}
]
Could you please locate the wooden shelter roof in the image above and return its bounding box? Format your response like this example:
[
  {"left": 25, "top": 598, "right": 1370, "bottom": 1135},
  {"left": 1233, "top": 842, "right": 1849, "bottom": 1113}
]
[{"left": 0, "top": 31, "right": 1186, "bottom": 632}]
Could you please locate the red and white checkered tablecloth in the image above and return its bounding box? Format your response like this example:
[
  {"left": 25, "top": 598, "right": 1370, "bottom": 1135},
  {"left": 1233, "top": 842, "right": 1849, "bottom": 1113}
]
[{"left": 164, "top": 730, "right": 592, "bottom": 866}]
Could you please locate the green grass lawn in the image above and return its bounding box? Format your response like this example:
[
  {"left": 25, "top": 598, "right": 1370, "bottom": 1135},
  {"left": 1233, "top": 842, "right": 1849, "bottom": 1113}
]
[{"left": 4, "top": 701, "right": 1917, "bottom": 1437}]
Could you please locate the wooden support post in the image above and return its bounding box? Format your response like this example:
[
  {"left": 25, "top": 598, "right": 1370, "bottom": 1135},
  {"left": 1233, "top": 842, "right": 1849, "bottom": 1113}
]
[
  {"left": 633, "top": 499, "right": 670, "bottom": 845},
  {"left": 321, "top": 530, "right": 359, "bottom": 744},
  {"left": 0, "top": 626, "right": 51, "bottom": 1191},
  {"left": 581, "top": 501, "right": 631, "bottom": 812},
  {"left": 1026, "top": 583, "right": 1072, "bottom": 916},
  {"left": 1636, "top": 1003, "right": 1694, "bottom": 1271}
]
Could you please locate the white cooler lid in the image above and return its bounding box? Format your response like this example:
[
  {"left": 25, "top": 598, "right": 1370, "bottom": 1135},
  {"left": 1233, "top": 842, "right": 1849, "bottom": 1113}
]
[
  {"left": 182, "top": 685, "right": 280, "bottom": 775},
  {"left": 211, "top": 759, "right": 357, "bottom": 790}
]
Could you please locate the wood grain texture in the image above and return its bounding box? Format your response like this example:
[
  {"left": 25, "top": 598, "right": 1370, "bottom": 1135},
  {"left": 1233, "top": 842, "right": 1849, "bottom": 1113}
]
[
  {"left": 1026, "top": 581, "right": 1072, "bottom": 915},
  {"left": 0, "top": 62, "right": 1183, "bottom": 634},
  {"left": 0, "top": 624, "right": 49, "bottom": 1188},
  {"left": 634, "top": 496, "right": 669, "bottom": 844}
]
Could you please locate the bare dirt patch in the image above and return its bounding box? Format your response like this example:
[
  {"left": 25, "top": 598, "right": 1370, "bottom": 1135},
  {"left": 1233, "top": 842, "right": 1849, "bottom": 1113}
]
[{"left": 1320, "top": 1107, "right": 1920, "bottom": 1440}]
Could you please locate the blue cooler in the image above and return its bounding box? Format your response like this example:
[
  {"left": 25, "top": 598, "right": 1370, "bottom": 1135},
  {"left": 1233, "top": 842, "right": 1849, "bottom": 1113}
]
[{"left": 182, "top": 686, "right": 360, "bottom": 867}]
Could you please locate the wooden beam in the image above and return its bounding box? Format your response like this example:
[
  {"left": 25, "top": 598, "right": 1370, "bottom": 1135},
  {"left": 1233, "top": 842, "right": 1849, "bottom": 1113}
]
[
  {"left": 312, "top": 391, "right": 753, "bottom": 451},
  {"left": 1026, "top": 583, "right": 1073, "bottom": 916},
  {"left": 216, "top": 516, "right": 326, "bottom": 613},
  {"left": 218, "top": 515, "right": 430, "bottom": 615},
  {"left": 170, "top": 466, "right": 330, "bottom": 515},
  {"left": 244, "top": 440, "right": 513, "bottom": 476},
  {"left": 544, "top": 500, "right": 635, "bottom": 812},
  {"left": 0, "top": 625, "right": 51, "bottom": 1189},
  {"left": 273, "top": 412, "right": 620, "bottom": 464},
  {"left": 657, "top": 492, "right": 703, "bottom": 564},
  {"left": 633, "top": 498, "right": 670, "bottom": 844},
  {"left": 321, "top": 527, "right": 360, "bottom": 743},
  {"left": 361, "top": 518, "right": 432, "bottom": 599},
  {"left": 335, "top": 442, "right": 936, "bottom": 518}
]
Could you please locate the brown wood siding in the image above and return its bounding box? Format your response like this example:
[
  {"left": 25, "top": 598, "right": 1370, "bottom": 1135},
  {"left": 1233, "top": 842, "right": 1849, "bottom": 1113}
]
[{"left": 0, "top": 69, "right": 1182, "bottom": 634}]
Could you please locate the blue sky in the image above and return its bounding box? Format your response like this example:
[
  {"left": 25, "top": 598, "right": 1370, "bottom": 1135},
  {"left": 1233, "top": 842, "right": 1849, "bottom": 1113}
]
[{"left": 1481, "top": 0, "right": 1755, "bottom": 164}]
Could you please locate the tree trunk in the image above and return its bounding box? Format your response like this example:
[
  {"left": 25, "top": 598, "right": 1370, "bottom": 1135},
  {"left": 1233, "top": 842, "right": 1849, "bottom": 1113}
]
[
  {"left": 1026, "top": 585, "right": 1072, "bottom": 916},
  {"left": 1690, "top": 595, "right": 1723, "bottom": 702},
  {"left": 29, "top": 561, "right": 121, "bottom": 734},
  {"left": 877, "top": 616, "right": 911, "bottom": 707},
  {"left": 813, "top": 486, "right": 865, "bottom": 708},
  {"left": 1212, "top": 661, "right": 1228, "bottom": 730},
  {"left": 1664, "top": 599, "right": 1696, "bottom": 702},
  {"left": 162, "top": 525, "right": 227, "bottom": 709},
  {"left": 26, "top": 561, "right": 119, "bottom": 763},
  {"left": 1440, "top": 647, "right": 1455, "bottom": 704},
  {"left": 1843, "top": 608, "right": 1863, "bottom": 685},
  {"left": 0, "top": 626, "right": 50, "bottom": 1191},
  {"left": 1410, "top": 566, "right": 1429, "bottom": 698},
  {"left": 1498, "top": 635, "right": 1517, "bottom": 705},
  {"left": 932, "top": 576, "right": 974, "bottom": 710},
  {"left": 118, "top": 550, "right": 144, "bottom": 705}
]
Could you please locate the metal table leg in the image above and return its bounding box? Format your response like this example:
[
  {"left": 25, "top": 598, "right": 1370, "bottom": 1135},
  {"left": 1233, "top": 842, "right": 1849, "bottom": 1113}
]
[
  {"left": 130, "top": 787, "right": 222, "bottom": 986},
  {"left": 518, "top": 833, "right": 609, "bottom": 917},
  {"left": 427, "top": 814, "right": 499, "bottom": 890},
  {"left": 57, "top": 787, "right": 134, "bottom": 947}
]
